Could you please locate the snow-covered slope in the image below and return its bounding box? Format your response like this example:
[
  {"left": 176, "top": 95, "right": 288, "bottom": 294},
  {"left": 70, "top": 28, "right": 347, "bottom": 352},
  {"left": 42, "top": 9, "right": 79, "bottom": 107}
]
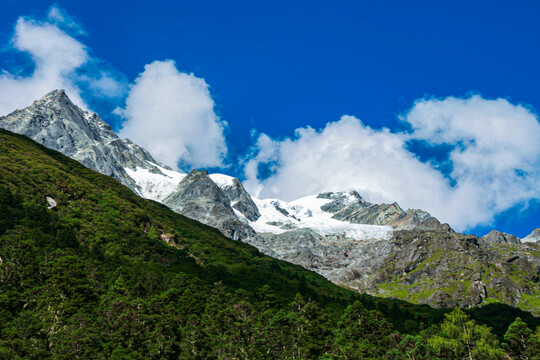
[
  {"left": 209, "top": 173, "right": 236, "bottom": 188},
  {"left": 125, "top": 164, "right": 186, "bottom": 202},
  {"left": 249, "top": 195, "right": 393, "bottom": 240},
  {"left": 522, "top": 228, "right": 540, "bottom": 243}
]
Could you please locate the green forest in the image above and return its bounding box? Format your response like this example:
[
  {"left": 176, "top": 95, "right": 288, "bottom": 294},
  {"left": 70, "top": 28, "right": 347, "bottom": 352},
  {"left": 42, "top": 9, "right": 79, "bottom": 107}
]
[{"left": 1, "top": 127, "right": 540, "bottom": 359}]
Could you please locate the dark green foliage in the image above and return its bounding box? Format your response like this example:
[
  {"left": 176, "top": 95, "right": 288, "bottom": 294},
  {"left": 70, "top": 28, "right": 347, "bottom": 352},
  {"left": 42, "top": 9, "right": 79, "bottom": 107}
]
[
  {"left": 0, "top": 128, "right": 539, "bottom": 359},
  {"left": 331, "top": 301, "right": 393, "bottom": 359},
  {"left": 503, "top": 317, "right": 540, "bottom": 359},
  {"left": 465, "top": 303, "right": 540, "bottom": 339},
  {"left": 428, "top": 308, "right": 506, "bottom": 360}
]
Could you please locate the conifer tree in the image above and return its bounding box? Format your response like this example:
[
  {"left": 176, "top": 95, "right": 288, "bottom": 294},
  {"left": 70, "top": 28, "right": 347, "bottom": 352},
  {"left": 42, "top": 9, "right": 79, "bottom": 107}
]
[
  {"left": 428, "top": 307, "right": 506, "bottom": 360},
  {"left": 503, "top": 317, "right": 540, "bottom": 360}
]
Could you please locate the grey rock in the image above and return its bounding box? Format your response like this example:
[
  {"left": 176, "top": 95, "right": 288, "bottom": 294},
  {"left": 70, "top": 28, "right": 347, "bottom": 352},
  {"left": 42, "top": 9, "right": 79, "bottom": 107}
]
[
  {"left": 362, "top": 228, "right": 540, "bottom": 310},
  {"left": 0, "top": 90, "right": 166, "bottom": 194},
  {"left": 216, "top": 177, "right": 261, "bottom": 221},
  {"left": 46, "top": 197, "right": 57, "bottom": 209},
  {"left": 245, "top": 228, "right": 394, "bottom": 290},
  {"left": 318, "top": 191, "right": 438, "bottom": 230},
  {"left": 164, "top": 170, "right": 256, "bottom": 240},
  {"left": 481, "top": 230, "right": 521, "bottom": 244}
]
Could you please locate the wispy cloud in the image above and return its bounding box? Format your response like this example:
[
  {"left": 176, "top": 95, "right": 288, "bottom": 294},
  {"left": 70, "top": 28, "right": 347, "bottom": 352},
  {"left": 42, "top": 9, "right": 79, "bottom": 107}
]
[{"left": 244, "top": 96, "right": 540, "bottom": 231}]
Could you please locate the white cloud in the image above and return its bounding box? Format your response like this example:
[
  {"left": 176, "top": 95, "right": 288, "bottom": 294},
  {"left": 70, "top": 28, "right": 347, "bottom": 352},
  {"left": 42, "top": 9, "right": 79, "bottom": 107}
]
[
  {"left": 117, "top": 60, "right": 228, "bottom": 170},
  {"left": 46, "top": 5, "right": 86, "bottom": 36},
  {"left": 405, "top": 96, "right": 540, "bottom": 228},
  {"left": 0, "top": 15, "right": 88, "bottom": 113},
  {"left": 0, "top": 6, "right": 126, "bottom": 115},
  {"left": 0, "top": 7, "right": 224, "bottom": 172},
  {"left": 244, "top": 96, "right": 540, "bottom": 231}
]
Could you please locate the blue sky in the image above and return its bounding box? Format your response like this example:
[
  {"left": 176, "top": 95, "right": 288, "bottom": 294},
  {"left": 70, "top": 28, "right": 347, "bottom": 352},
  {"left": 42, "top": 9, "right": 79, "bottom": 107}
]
[{"left": 0, "top": 0, "right": 539, "bottom": 237}]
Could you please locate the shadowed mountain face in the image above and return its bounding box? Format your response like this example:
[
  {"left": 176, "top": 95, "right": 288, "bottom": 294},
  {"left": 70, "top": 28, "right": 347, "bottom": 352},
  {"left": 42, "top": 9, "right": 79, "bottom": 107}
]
[
  {"left": 1, "top": 90, "right": 539, "bottom": 313},
  {"left": 163, "top": 170, "right": 257, "bottom": 241}
]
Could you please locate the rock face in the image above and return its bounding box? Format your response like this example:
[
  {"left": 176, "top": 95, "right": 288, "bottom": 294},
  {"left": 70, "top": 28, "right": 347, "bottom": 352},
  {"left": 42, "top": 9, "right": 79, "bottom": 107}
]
[
  {"left": 318, "top": 192, "right": 440, "bottom": 230},
  {"left": 209, "top": 175, "right": 261, "bottom": 221},
  {"left": 164, "top": 170, "right": 257, "bottom": 241},
  {"left": 362, "top": 227, "right": 540, "bottom": 311},
  {"left": 0, "top": 90, "right": 166, "bottom": 194},
  {"left": 523, "top": 228, "right": 540, "bottom": 243},
  {"left": 253, "top": 228, "right": 394, "bottom": 284},
  {"left": 481, "top": 230, "right": 521, "bottom": 244}
]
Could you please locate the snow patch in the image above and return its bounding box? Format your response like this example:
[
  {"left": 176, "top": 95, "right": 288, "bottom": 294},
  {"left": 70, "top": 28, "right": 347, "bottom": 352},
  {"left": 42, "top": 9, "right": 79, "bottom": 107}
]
[
  {"left": 125, "top": 164, "right": 185, "bottom": 202},
  {"left": 209, "top": 173, "right": 236, "bottom": 188}
]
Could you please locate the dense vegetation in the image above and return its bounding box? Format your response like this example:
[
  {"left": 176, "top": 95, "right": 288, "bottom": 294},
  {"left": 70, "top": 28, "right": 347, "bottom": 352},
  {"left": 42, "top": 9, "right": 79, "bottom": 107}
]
[{"left": 1, "top": 128, "right": 540, "bottom": 359}]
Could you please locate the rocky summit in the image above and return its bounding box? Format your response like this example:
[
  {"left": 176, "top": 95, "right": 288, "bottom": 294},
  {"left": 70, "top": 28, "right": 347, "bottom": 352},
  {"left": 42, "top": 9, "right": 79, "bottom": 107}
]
[
  {"left": 317, "top": 191, "right": 440, "bottom": 230},
  {"left": 163, "top": 170, "right": 256, "bottom": 241},
  {"left": 1, "top": 90, "right": 539, "bottom": 313},
  {"left": 0, "top": 90, "right": 168, "bottom": 194},
  {"left": 481, "top": 230, "right": 522, "bottom": 244},
  {"left": 523, "top": 228, "right": 540, "bottom": 243}
]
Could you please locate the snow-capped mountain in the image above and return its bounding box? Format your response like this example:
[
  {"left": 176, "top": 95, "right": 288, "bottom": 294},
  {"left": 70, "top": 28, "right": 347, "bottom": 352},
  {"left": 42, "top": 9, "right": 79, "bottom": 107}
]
[
  {"left": 522, "top": 228, "right": 540, "bottom": 243},
  {"left": 0, "top": 90, "right": 438, "bottom": 243},
  {"left": 0, "top": 90, "right": 176, "bottom": 195},
  {"left": 2, "top": 90, "right": 539, "bottom": 311}
]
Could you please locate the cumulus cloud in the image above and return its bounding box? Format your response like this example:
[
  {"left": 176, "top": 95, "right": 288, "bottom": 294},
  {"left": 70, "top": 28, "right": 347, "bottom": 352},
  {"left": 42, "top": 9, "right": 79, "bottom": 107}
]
[
  {"left": 405, "top": 96, "right": 540, "bottom": 228},
  {"left": 116, "top": 60, "right": 228, "bottom": 170},
  {"left": 0, "top": 6, "right": 225, "bottom": 172},
  {"left": 244, "top": 96, "right": 540, "bottom": 231},
  {"left": 0, "top": 5, "right": 126, "bottom": 115}
]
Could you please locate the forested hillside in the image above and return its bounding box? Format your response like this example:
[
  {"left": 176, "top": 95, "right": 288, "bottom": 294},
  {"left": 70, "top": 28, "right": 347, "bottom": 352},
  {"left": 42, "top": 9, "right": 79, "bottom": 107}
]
[{"left": 1, "top": 128, "right": 539, "bottom": 359}]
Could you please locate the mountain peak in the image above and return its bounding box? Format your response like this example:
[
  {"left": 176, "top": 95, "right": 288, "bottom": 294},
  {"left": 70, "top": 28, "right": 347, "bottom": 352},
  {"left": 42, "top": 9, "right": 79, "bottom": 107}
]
[
  {"left": 523, "top": 228, "right": 540, "bottom": 243},
  {"left": 0, "top": 90, "right": 165, "bottom": 195},
  {"left": 34, "top": 89, "right": 75, "bottom": 109},
  {"left": 164, "top": 169, "right": 256, "bottom": 240},
  {"left": 481, "top": 230, "right": 521, "bottom": 244}
]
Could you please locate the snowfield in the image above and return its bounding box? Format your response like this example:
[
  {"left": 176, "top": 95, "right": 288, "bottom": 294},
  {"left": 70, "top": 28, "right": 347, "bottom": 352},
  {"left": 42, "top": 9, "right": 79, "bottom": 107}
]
[
  {"left": 126, "top": 167, "right": 392, "bottom": 241},
  {"left": 125, "top": 164, "right": 185, "bottom": 202},
  {"left": 250, "top": 195, "right": 393, "bottom": 240}
]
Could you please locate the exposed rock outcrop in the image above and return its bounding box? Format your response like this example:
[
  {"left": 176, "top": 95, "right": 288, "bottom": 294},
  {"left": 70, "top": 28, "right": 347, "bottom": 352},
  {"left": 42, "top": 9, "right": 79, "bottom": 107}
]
[
  {"left": 164, "top": 170, "right": 256, "bottom": 240},
  {"left": 0, "top": 90, "right": 166, "bottom": 194},
  {"left": 318, "top": 191, "right": 440, "bottom": 230},
  {"left": 361, "top": 227, "right": 540, "bottom": 311},
  {"left": 481, "top": 230, "right": 521, "bottom": 244},
  {"left": 211, "top": 176, "right": 261, "bottom": 221}
]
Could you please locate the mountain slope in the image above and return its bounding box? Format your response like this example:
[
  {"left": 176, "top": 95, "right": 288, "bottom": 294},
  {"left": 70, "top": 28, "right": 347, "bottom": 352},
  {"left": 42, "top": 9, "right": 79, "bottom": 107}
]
[
  {"left": 3, "top": 128, "right": 540, "bottom": 359},
  {"left": 362, "top": 228, "right": 540, "bottom": 313},
  {"left": 0, "top": 89, "right": 180, "bottom": 196},
  {"left": 0, "top": 127, "right": 354, "bottom": 305}
]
